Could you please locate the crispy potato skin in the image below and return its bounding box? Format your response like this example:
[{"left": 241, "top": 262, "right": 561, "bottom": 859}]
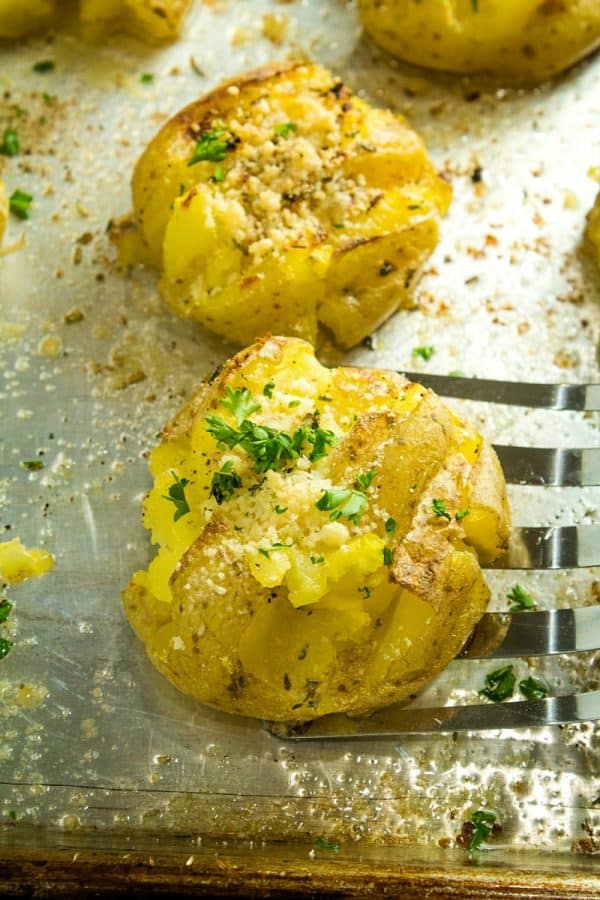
[
  {"left": 0, "top": 0, "right": 55, "bottom": 37},
  {"left": 359, "top": 0, "right": 600, "bottom": 84},
  {"left": 123, "top": 336, "right": 510, "bottom": 723},
  {"left": 131, "top": 62, "right": 450, "bottom": 349},
  {"left": 586, "top": 190, "right": 600, "bottom": 267},
  {"left": 0, "top": 0, "right": 190, "bottom": 40}
]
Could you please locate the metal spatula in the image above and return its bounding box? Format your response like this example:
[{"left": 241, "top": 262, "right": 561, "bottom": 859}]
[{"left": 267, "top": 372, "right": 600, "bottom": 740}]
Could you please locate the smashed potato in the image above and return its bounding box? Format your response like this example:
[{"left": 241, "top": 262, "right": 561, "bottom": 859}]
[
  {"left": 131, "top": 62, "right": 451, "bottom": 349},
  {"left": 123, "top": 336, "right": 510, "bottom": 723},
  {"left": 359, "top": 0, "right": 600, "bottom": 84},
  {"left": 0, "top": 0, "right": 191, "bottom": 40}
]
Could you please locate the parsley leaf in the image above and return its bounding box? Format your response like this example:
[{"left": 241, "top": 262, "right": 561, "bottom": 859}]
[
  {"left": 9, "top": 189, "right": 33, "bottom": 220},
  {"left": 507, "top": 585, "right": 537, "bottom": 612},
  {"left": 21, "top": 459, "right": 44, "bottom": 471},
  {"left": 479, "top": 664, "right": 516, "bottom": 702},
  {"left": 163, "top": 472, "right": 190, "bottom": 522},
  {"left": 310, "top": 555, "right": 325, "bottom": 565},
  {"left": 455, "top": 508, "right": 470, "bottom": 521},
  {"left": 275, "top": 122, "right": 298, "bottom": 138},
  {"left": 213, "top": 164, "right": 226, "bottom": 182},
  {"left": 468, "top": 811, "right": 496, "bottom": 851},
  {"left": 220, "top": 386, "right": 261, "bottom": 426},
  {"left": 315, "top": 488, "right": 367, "bottom": 524},
  {"left": 412, "top": 345, "right": 435, "bottom": 361},
  {"left": 358, "top": 586, "right": 371, "bottom": 599},
  {"left": 305, "top": 426, "right": 336, "bottom": 463},
  {"left": 188, "top": 126, "right": 232, "bottom": 166},
  {"left": 0, "top": 637, "right": 13, "bottom": 660},
  {"left": 274, "top": 505, "right": 287, "bottom": 514},
  {"left": 471, "top": 0, "right": 479, "bottom": 11},
  {"left": 315, "top": 835, "right": 340, "bottom": 852},
  {"left": 519, "top": 676, "right": 548, "bottom": 700},
  {"left": 210, "top": 460, "right": 241, "bottom": 504},
  {"left": 262, "top": 381, "right": 275, "bottom": 398},
  {"left": 383, "top": 547, "right": 393, "bottom": 566},
  {"left": 0, "top": 601, "right": 12, "bottom": 624},
  {"left": 33, "top": 60, "right": 55, "bottom": 73},
  {"left": 140, "top": 72, "right": 154, "bottom": 84},
  {"left": 432, "top": 498, "right": 451, "bottom": 521},
  {"left": 385, "top": 517, "right": 396, "bottom": 534},
  {"left": 0, "top": 128, "right": 19, "bottom": 157},
  {"left": 355, "top": 470, "right": 376, "bottom": 491}
]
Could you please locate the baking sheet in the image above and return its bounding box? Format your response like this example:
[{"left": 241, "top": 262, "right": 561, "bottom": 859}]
[{"left": 0, "top": 0, "right": 599, "bottom": 867}]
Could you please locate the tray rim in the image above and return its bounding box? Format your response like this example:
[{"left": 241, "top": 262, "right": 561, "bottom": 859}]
[{"left": 2, "top": 827, "right": 600, "bottom": 898}]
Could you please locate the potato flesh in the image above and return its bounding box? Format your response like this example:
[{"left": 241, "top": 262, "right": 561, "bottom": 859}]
[
  {"left": 0, "top": 538, "right": 54, "bottom": 584},
  {"left": 132, "top": 63, "right": 451, "bottom": 349},
  {"left": 358, "top": 0, "right": 600, "bottom": 84},
  {"left": 123, "top": 336, "right": 510, "bottom": 722}
]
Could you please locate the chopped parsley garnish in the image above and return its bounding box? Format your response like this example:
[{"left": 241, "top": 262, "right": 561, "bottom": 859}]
[
  {"left": 220, "top": 386, "right": 261, "bottom": 426},
  {"left": 8, "top": 810, "right": 16, "bottom": 821},
  {"left": 140, "top": 72, "right": 154, "bottom": 83},
  {"left": 507, "top": 585, "right": 537, "bottom": 612},
  {"left": 432, "top": 498, "right": 451, "bottom": 521},
  {"left": 0, "top": 128, "right": 19, "bottom": 157},
  {"left": 0, "top": 601, "right": 12, "bottom": 623},
  {"left": 358, "top": 586, "right": 371, "bottom": 599},
  {"left": 21, "top": 459, "right": 44, "bottom": 471},
  {"left": 205, "top": 416, "right": 336, "bottom": 473},
  {"left": 468, "top": 811, "right": 496, "bottom": 852},
  {"left": 188, "top": 126, "right": 232, "bottom": 166},
  {"left": 213, "top": 164, "right": 226, "bottom": 182},
  {"left": 163, "top": 472, "right": 190, "bottom": 521},
  {"left": 210, "top": 460, "right": 241, "bottom": 505},
  {"left": 310, "top": 555, "right": 325, "bottom": 565},
  {"left": 206, "top": 417, "right": 294, "bottom": 473},
  {"left": 355, "top": 470, "right": 376, "bottom": 491},
  {"left": 0, "top": 637, "right": 13, "bottom": 660},
  {"left": 479, "top": 664, "right": 516, "bottom": 702},
  {"left": 275, "top": 122, "right": 298, "bottom": 138},
  {"left": 383, "top": 547, "right": 393, "bottom": 566},
  {"left": 315, "top": 488, "right": 367, "bottom": 524},
  {"left": 258, "top": 548, "right": 270, "bottom": 558},
  {"left": 471, "top": 0, "right": 479, "bottom": 11},
  {"left": 33, "top": 60, "right": 55, "bottom": 73},
  {"left": 315, "top": 835, "right": 340, "bottom": 852},
  {"left": 305, "top": 426, "right": 336, "bottom": 463},
  {"left": 455, "top": 508, "right": 470, "bottom": 521},
  {"left": 385, "top": 517, "right": 396, "bottom": 534},
  {"left": 262, "top": 381, "right": 275, "bottom": 398},
  {"left": 9, "top": 189, "right": 33, "bottom": 220},
  {"left": 274, "top": 505, "right": 287, "bottom": 514},
  {"left": 272, "top": 541, "right": 293, "bottom": 549},
  {"left": 412, "top": 345, "right": 435, "bottom": 362},
  {"left": 288, "top": 399, "right": 301, "bottom": 408},
  {"left": 519, "top": 676, "right": 548, "bottom": 701}
]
